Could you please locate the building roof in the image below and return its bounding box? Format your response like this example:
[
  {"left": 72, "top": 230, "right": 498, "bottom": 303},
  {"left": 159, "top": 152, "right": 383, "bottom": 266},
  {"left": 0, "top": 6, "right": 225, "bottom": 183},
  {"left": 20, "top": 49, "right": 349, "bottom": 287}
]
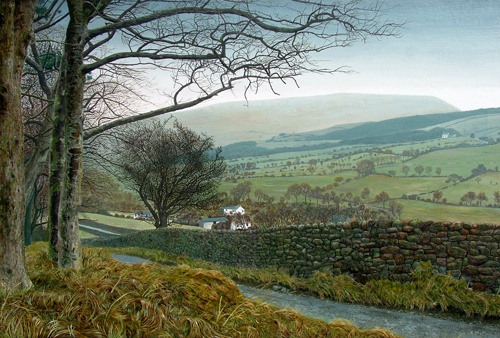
[
  {"left": 200, "top": 217, "right": 228, "bottom": 223},
  {"left": 224, "top": 205, "right": 242, "bottom": 209}
]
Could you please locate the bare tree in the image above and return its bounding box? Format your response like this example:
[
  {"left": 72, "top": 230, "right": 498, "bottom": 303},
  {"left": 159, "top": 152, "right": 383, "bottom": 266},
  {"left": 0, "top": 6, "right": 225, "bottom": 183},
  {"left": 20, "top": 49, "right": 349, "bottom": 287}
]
[
  {"left": 111, "top": 120, "right": 226, "bottom": 228},
  {"left": 26, "top": 0, "right": 401, "bottom": 268},
  {"left": 0, "top": 0, "right": 36, "bottom": 290}
]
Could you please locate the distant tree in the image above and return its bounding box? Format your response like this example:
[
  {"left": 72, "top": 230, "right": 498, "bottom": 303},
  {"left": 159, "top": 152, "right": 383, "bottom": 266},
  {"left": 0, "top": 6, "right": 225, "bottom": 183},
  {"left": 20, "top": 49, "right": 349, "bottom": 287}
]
[
  {"left": 345, "top": 191, "right": 354, "bottom": 201},
  {"left": 361, "top": 187, "right": 371, "bottom": 200},
  {"left": 322, "top": 191, "right": 336, "bottom": 205},
  {"left": 475, "top": 177, "right": 482, "bottom": 184},
  {"left": 401, "top": 165, "right": 410, "bottom": 176},
  {"left": 311, "top": 186, "right": 323, "bottom": 204},
  {"left": 477, "top": 192, "right": 488, "bottom": 206},
  {"left": 388, "top": 200, "right": 404, "bottom": 219},
  {"left": 231, "top": 181, "right": 253, "bottom": 203},
  {"left": 286, "top": 183, "right": 302, "bottom": 203},
  {"left": 494, "top": 191, "right": 500, "bottom": 206},
  {"left": 414, "top": 165, "right": 424, "bottom": 176},
  {"left": 300, "top": 183, "right": 312, "bottom": 203},
  {"left": 375, "top": 191, "right": 390, "bottom": 208},
  {"left": 446, "top": 174, "right": 463, "bottom": 185},
  {"left": 425, "top": 166, "right": 432, "bottom": 176},
  {"left": 356, "top": 159, "right": 375, "bottom": 177},
  {"left": 254, "top": 189, "right": 265, "bottom": 203},
  {"left": 308, "top": 159, "right": 318, "bottom": 168},
  {"left": 435, "top": 167, "right": 442, "bottom": 176},
  {"left": 286, "top": 161, "right": 292, "bottom": 169},
  {"left": 432, "top": 191, "right": 443, "bottom": 202},
  {"left": 111, "top": 120, "right": 226, "bottom": 228},
  {"left": 245, "top": 162, "right": 257, "bottom": 170},
  {"left": 461, "top": 191, "right": 476, "bottom": 206},
  {"left": 471, "top": 164, "right": 487, "bottom": 177},
  {"left": 307, "top": 164, "right": 316, "bottom": 175}
]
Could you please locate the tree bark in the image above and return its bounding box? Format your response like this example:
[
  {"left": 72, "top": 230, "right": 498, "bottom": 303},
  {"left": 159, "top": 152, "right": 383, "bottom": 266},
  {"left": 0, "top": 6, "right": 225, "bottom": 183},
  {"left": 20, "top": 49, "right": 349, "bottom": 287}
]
[
  {"left": 48, "top": 0, "right": 86, "bottom": 269},
  {"left": 24, "top": 103, "right": 55, "bottom": 245},
  {"left": 0, "top": 0, "right": 36, "bottom": 290}
]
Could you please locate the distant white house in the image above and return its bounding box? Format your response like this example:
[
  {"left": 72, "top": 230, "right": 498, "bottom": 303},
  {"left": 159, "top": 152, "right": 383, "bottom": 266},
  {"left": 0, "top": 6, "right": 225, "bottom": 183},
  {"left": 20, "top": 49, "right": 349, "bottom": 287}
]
[
  {"left": 229, "top": 217, "right": 252, "bottom": 231},
  {"left": 199, "top": 217, "right": 228, "bottom": 230},
  {"left": 442, "top": 132, "right": 457, "bottom": 139},
  {"left": 220, "top": 205, "right": 245, "bottom": 215}
]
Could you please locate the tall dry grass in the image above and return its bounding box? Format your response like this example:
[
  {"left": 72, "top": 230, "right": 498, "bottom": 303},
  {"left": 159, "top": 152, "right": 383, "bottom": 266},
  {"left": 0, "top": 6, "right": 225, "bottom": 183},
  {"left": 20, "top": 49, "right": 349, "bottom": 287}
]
[
  {"left": 108, "top": 246, "right": 500, "bottom": 320},
  {"left": 0, "top": 243, "right": 400, "bottom": 337}
]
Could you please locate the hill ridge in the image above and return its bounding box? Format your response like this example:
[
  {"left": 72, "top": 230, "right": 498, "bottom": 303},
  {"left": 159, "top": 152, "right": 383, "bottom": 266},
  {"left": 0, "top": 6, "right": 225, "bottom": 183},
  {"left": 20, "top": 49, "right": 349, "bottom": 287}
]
[{"left": 170, "top": 93, "right": 459, "bottom": 146}]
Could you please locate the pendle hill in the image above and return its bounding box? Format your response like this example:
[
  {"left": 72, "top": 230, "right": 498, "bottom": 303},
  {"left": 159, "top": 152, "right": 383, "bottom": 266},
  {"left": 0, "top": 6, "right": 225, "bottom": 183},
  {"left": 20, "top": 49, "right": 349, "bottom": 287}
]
[{"left": 169, "top": 93, "right": 500, "bottom": 159}]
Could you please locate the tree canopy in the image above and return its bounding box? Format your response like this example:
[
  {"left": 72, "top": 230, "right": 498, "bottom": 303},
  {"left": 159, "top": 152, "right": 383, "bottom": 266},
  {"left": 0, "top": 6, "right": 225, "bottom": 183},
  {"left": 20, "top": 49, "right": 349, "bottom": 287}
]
[{"left": 111, "top": 120, "right": 226, "bottom": 228}]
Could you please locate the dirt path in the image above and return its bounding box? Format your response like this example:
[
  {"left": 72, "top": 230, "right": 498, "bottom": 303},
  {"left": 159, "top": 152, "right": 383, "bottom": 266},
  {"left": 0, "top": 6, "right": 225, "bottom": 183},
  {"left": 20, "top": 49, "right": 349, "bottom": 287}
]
[
  {"left": 238, "top": 284, "right": 499, "bottom": 338},
  {"left": 79, "top": 219, "right": 139, "bottom": 237}
]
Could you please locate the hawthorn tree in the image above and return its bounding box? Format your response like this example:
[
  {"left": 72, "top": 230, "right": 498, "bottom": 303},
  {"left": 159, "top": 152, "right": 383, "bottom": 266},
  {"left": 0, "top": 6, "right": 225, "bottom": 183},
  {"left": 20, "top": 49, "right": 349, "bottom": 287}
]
[
  {"left": 22, "top": 0, "right": 401, "bottom": 268},
  {"left": 111, "top": 120, "right": 226, "bottom": 228}
]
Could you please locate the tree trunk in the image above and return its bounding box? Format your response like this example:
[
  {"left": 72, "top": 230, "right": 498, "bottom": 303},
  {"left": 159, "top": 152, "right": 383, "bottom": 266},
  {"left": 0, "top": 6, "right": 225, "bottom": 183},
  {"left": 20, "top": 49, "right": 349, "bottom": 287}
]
[
  {"left": 24, "top": 101, "right": 55, "bottom": 245},
  {"left": 48, "top": 0, "right": 86, "bottom": 269},
  {"left": 0, "top": 0, "right": 36, "bottom": 290}
]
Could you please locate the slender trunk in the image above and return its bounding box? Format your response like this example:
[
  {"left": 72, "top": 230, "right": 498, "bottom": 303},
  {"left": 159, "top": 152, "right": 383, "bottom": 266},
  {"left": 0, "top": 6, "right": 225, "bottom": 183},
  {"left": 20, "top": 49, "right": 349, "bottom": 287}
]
[
  {"left": 48, "top": 0, "right": 86, "bottom": 269},
  {"left": 48, "top": 111, "right": 65, "bottom": 261},
  {"left": 24, "top": 103, "right": 55, "bottom": 245},
  {"left": 0, "top": 0, "right": 35, "bottom": 290}
]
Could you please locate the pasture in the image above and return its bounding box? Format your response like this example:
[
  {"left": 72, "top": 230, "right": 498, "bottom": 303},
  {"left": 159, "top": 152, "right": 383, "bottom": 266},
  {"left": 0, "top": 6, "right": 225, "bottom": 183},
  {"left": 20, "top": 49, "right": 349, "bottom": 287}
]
[{"left": 219, "top": 138, "right": 500, "bottom": 224}]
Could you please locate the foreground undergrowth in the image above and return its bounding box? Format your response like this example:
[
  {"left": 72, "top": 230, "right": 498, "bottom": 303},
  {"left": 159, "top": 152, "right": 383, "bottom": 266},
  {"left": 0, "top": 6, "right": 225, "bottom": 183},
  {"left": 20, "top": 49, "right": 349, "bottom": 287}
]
[
  {"left": 0, "top": 242, "right": 399, "bottom": 337},
  {"left": 109, "top": 246, "right": 500, "bottom": 320}
]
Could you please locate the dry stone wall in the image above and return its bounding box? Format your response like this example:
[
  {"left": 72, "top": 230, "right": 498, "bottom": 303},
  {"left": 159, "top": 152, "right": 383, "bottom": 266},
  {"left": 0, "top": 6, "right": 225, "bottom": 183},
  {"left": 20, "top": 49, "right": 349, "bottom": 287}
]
[{"left": 88, "top": 220, "right": 500, "bottom": 292}]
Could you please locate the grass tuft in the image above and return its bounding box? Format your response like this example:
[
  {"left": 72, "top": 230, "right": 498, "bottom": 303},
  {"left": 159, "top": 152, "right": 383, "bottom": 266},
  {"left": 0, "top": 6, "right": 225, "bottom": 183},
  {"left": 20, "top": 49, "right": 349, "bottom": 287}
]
[
  {"left": 0, "top": 242, "right": 401, "bottom": 337},
  {"left": 108, "top": 246, "right": 500, "bottom": 320}
]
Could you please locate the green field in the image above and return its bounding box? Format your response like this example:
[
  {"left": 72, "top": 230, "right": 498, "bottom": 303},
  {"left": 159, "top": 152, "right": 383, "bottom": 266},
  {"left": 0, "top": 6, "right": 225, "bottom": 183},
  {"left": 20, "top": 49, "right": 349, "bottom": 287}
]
[
  {"left": 79, "top": 212, "right": 156, "bottom": 231},
  {"left": 398, "top": 200, "right": 500, "bottom": 224},
  {"left": 377, "top": 143, "right": 500, "bottom": 178},
  {"left": 79, "top": 212, "right": 205, "bottom": 232},
  {"left": 219, "top": 139, "right": 500, "bottom": 224}
]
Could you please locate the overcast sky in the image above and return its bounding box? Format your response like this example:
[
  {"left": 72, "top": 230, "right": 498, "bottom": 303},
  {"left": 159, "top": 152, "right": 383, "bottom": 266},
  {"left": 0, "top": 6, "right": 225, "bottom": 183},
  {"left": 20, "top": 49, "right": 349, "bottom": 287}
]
[{"left": 178, "top": 0, "right": 499, "bottom": 111}]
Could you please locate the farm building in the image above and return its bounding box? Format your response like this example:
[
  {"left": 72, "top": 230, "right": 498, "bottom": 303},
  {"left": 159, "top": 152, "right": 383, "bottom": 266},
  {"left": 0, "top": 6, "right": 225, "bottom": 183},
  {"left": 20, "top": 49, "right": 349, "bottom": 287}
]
[{"left": 199, "top": 217, "right": 228, "bottom": 230}]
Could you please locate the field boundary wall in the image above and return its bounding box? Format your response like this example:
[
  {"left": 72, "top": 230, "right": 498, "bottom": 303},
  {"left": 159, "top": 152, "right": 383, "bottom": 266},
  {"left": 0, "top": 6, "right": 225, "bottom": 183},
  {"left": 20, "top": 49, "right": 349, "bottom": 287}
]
[{"left": 87, "top": 220, "right": 500, "bottom": 292}]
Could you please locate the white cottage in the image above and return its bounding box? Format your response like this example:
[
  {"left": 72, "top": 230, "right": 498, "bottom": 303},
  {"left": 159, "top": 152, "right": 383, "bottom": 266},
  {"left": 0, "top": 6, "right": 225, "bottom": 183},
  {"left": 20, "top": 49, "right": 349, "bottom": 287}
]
[{"left": 220, "top": 205, "right": 245, "bottom": 216}]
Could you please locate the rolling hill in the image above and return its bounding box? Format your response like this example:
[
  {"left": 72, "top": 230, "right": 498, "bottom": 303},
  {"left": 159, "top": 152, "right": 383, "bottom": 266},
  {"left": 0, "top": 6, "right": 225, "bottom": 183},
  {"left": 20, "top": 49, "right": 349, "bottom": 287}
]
[
  {"left": 170, "top": 93, "right": 459, "bottom": 146},
  {"left": 219, "top": 107, "right": 500, "bottom": 159},
  {"left": 284, "top": 107, "right": 500, "bottom": 145}
]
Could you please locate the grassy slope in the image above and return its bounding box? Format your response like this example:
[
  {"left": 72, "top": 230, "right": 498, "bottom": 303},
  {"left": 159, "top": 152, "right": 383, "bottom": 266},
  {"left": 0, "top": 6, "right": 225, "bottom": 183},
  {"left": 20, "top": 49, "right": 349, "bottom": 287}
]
[
  {"left": 79, "top": 212, "right": 156, "bottom": 231},
  {"left": 378, "top": 143, "right": 500, "bottom": 179},
  {"left": 398, "top": 200, "right": 500, "bottom": 223},
  {"left": 0, "top": 243, "right": 401, "bottom": 338}
]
